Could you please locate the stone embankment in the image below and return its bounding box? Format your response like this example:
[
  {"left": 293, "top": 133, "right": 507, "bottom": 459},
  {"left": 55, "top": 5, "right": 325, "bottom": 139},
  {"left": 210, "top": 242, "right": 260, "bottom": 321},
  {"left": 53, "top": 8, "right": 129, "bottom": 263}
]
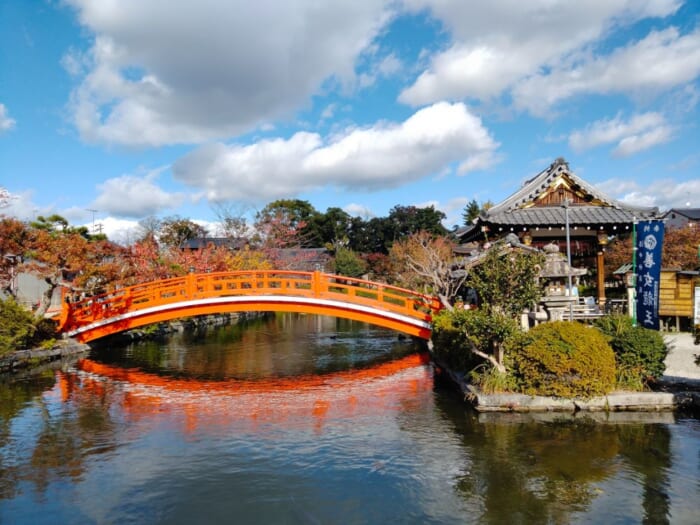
[
  {"left": 0, "top": 339, "right": 90, "bottom": 373},
  {"left": 1, "top": 312, "right": 254, "bottom": 374},
  {"left": 435, "top": 332, "right": 700, "bottom": 413}
]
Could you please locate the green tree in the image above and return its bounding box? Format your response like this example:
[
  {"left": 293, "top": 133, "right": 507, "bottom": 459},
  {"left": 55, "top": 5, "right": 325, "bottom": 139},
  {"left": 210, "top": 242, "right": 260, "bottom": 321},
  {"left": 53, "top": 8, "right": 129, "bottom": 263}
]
[
  {"left": 306, "top": 207, "right": 352, "bottom": 248},
  {"left": 158, "top": 216, "right": 208, "bottom": 248},
  {"left": 433, "top": 242, "right": 544, "bottom": 372},
  {"left": 467, "top": 245, "right": 544, "bottom": 319},
  {"left": 254, "top": 199, "right": 318, "bottom": 248},
  {"left": 462, "top": 199, "right": 481, "bottom": 225},
  {"left": 30, "top": 214, "right": 70, "bottom": 233},
  {"left": 387, "top": 204, "right": 447, "bottom": 239},
  {"left": 348, "top": 216, "right": 393, "bottom": 254},
  {"left": 333, "top": 247, "right": 367, "bottom": 278}
]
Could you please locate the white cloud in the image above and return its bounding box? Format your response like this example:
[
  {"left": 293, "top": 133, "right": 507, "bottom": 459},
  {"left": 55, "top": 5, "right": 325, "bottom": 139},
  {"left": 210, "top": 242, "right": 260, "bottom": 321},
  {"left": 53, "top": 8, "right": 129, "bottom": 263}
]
[
  {"left": 344, "top": 203, "right": 375, "bottom": 219},
  {"left": 64, "top": 0, "right": 392, "bottom": 146},
  {"left": 400, "top": 0, "right": 684, "bottom": 106},
  {"left": 0, "top": 190, "right": 42, "bottom": 220},
  {"left": 172, "top": 102, "right": 499, "bottom": 202},
  {"left": 613, "top": 126, "right": 673, "bottom": 157},
  {"left": 320, "top": 104, "right": 337, "bottom": 121},
  {"left": 358, "top": 52, "right": 404, "bottom": 89},
  {"left": 416, "top": 196, "right": 470, "bottom": 229},
  {"left": 513, "top": 27, "right": 700, "bottom": 115},
  {"left": 92, "top": 168, "right": 186, "bottom": 218},
  {"left": 569, "top": 112, "right": 673, "bottom": 156},
  {"left": 601, "top": 177, "right": 700, "bottom": 210},
  {"left": 0, "top": 103, "right": 16, "bottom": 132},
  {"left": 378, "top": 53, "right": 402, "bottom": 76}
]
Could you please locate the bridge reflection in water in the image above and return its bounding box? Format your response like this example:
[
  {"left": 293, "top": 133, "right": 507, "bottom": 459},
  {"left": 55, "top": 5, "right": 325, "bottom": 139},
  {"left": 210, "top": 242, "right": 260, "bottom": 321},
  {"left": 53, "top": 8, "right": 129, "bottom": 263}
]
[{"left": 59, "top": 352, "right": 432, "bottom": 436}]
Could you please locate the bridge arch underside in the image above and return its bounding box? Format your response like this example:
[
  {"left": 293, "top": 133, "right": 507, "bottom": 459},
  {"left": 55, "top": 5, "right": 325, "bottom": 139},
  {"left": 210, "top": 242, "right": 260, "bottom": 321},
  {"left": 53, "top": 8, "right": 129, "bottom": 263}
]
[{"left": 67, "top": 296, "right": 433, "bottom": 343}]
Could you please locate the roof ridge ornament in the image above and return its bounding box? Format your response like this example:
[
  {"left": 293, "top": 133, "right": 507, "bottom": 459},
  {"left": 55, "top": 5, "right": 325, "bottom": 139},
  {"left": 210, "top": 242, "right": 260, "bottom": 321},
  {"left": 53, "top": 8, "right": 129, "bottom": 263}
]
[{"left": 552, "top": 157, "right": 569, "bottom": 169}]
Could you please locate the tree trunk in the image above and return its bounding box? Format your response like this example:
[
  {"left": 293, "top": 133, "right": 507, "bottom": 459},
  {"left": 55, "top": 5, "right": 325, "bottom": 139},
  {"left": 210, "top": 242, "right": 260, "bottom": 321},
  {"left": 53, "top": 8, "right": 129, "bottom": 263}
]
[
  {"left": 470, "top": 347, "right": 507, "bottom": 374},
  {"left": 35, "top": 276, "right": 58, "bottom": 318},
  {"left": 439, "top": 294, "right": 453, "bottom": 311}
]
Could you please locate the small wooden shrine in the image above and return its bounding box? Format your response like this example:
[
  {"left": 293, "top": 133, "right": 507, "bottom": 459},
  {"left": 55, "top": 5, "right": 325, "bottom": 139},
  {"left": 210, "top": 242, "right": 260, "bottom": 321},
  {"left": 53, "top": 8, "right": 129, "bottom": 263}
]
[{"left": 457, "top": 158, "right": 659, "bottom": 305}]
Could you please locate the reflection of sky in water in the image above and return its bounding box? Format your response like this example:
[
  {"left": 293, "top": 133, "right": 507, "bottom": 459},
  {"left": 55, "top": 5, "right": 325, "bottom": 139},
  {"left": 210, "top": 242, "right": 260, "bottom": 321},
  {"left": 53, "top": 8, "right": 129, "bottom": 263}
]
[
  {"left": 5, "top": 356, "right": 476, "bottom": 524},
  {"left": 1, "top": 315, "right": 699, "bottom": 524}
]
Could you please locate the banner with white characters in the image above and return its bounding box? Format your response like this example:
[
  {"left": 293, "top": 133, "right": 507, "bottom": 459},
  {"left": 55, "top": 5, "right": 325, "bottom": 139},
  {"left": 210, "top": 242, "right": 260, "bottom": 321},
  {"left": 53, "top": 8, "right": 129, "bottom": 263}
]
[{"left": 635, "top": 220, "right": 665, "bottom": 330}]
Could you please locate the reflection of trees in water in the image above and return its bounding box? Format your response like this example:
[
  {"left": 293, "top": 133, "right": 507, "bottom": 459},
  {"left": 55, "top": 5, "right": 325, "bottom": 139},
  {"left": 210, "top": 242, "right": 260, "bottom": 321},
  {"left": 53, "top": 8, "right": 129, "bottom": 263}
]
[
  {"left": 464, "top": 418, "right": 618, "bottom": 524},
  {"left": 0, "top": 371, "right": 119, "bottom": 500},
  {"left": 618, "top": 424, "right": 671, "bottom": 525},
  {"left": 432, "top": 393, "right": 677, "bottom": 524},
  {"left": 92, "top": 314, "right": 419, "bottom": 380},
  {"left": 0, "top": 372, "right": 55, "bottom": 499}
]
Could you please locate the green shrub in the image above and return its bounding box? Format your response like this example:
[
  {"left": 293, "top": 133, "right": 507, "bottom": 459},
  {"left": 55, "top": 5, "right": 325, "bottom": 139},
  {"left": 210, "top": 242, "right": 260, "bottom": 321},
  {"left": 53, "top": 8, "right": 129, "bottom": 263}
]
[
  {"left": 0, "top": 298, "right": 58, "bottom": 356},
  {"left": 0, "top": 298, "right": 38, "bottom": 356},
  {"left": 594, "top": 315, "right": 667, "bottom": 386},
  {"left": 431, "top": 309, "right": 481, "bottom": 372},
  {"left": 510, "top": 321, "right": 616, "bottom": 398},
  {"left": 431, "top": 307, "right": 522, "bottom": 375},
  {"left": 29, "top": 317, "right": 58, "bottom": 346}
]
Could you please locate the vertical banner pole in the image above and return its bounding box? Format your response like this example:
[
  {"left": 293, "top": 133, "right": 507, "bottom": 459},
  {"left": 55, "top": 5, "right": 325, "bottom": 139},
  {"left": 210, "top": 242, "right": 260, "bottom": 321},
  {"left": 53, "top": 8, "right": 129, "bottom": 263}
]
[{"left": 632, "top": 217, "right": 637, "bottom": 328}]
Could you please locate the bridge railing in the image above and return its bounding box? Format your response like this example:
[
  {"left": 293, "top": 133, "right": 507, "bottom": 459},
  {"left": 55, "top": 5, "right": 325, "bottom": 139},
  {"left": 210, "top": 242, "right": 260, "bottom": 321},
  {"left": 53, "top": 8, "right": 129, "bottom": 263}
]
[{"left": 58, "top": 270, "right": 442, "bottom": 333}]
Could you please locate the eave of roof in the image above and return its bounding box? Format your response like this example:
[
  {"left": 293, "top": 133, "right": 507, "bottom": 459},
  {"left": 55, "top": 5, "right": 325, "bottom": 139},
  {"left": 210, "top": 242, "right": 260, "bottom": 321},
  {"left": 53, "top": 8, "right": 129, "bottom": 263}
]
[{"left": 483, "top": 157, "right": 658, "bottom": 218}]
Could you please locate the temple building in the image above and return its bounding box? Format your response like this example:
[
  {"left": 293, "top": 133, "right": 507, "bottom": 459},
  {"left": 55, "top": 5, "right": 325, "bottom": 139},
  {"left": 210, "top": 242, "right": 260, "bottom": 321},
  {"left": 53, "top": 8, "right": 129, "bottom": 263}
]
[{"left": 456, "top": 158, "right": 659, "bottom": 306}]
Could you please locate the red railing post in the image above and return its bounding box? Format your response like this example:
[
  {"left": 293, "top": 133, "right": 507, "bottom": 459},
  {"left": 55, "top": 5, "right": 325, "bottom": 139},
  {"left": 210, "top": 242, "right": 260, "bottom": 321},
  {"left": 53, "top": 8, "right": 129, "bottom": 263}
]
[
  {"left": 312, "top": 270, "right": 322, "bottom": 297},
  {"left": 186, "top": 272, "right": 196, "bottom": 299}
]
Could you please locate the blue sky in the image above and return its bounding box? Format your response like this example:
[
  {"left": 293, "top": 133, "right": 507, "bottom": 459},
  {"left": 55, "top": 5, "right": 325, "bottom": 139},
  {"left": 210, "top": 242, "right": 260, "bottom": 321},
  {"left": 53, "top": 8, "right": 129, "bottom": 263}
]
[{"left": 1, "top": 0, "right": 699, "bottom": 243}]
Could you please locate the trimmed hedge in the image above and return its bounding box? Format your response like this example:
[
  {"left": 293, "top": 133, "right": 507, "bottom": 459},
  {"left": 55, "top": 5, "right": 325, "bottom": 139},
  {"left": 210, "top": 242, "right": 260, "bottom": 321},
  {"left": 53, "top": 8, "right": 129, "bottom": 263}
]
[
  {"left": 510, "top": 321, "right": 616, "bottom": 398},
  {"left": 594, "top": 315, "right": 668, "bottom": 387}
]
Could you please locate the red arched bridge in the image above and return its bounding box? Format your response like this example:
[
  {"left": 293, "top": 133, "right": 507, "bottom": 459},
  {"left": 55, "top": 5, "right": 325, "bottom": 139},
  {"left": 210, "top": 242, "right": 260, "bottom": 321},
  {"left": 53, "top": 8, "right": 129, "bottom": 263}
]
[{"left": 57, "top": 270, "right": 443, "bottom": 343}]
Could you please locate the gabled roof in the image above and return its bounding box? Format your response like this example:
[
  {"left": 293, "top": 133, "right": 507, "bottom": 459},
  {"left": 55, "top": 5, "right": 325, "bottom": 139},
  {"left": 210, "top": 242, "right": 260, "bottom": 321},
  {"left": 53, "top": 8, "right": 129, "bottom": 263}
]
[
  {"left": 457, "top": 158, "right": 659, "bottom": 242},
  {"left": 483, "top": 158, "right": 657, "bottom": 225},
  {"left": 485, "top": 157, "right": 657, "bottom": 219},
  {"left": 662, "top": 208, "right": 700, "bottom": 220}
]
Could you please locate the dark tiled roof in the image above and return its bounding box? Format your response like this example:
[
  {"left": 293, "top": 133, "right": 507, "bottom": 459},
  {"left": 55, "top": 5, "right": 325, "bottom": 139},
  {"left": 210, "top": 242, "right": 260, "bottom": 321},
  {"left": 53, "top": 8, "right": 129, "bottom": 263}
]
[
  {"left": 180, "top": 237, "right": 247, "bottom": 250},
  {"left": 662, "top": 208, "right": 700, "bottom": 220},
  {"left": 485, "top": 205, "right": 649, "bottom": 226}
]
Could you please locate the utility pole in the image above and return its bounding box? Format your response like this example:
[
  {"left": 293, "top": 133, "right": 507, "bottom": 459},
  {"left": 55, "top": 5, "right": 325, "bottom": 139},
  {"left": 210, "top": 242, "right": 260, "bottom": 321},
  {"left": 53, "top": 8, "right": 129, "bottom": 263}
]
[
  {"left": 562, "top": 199, "right": 573, "bottom": 321},
  {"left": 86, "top": 209, "right": 98, "bottom": 233}
]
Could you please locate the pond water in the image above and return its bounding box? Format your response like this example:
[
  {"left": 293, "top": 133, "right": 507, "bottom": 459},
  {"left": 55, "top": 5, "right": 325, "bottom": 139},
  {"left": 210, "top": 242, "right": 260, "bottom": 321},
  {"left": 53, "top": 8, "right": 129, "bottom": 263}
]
[{"left": 1, "top": 313, "right": 698, "bottom": 524}]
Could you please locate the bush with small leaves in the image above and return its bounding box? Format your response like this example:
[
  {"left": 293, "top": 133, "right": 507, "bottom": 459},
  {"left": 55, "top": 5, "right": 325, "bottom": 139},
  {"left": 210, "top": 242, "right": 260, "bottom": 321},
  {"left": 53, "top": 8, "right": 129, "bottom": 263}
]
[
  {"left": 0, "top": 298, "right": 58, "bottom": 356},
  {"left": 0, "top": 298, "right": 37, "bottom": 356},
  {"left": 594, "top": 315, "right": 667, "bottom": 387},
  {"left": 509, "top": 321, "right": 616, "bottom": 398}
]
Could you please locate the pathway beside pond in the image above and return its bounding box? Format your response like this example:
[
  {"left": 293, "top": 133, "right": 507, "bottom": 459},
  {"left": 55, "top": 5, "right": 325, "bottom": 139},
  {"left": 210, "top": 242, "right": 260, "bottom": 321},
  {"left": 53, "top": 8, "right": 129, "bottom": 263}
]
[{"left": 660, "top": 332, "right": 700, "bottom": 386}]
